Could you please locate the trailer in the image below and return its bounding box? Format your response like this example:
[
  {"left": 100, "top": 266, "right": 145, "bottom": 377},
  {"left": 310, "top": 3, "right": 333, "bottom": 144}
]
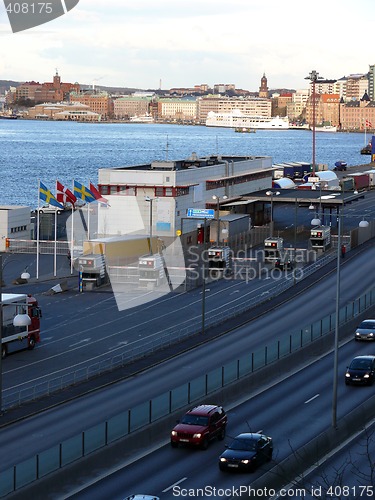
[
  {"left": 209, "top": 214, "right": 251, "bottom": 244},
  {"left": 339, "top": 176, "right": 355, "bottom": 192},
  {"left": 347, "top": 172, "right": 370, "bottom": 191},
  {"left": 364, "top": 170, "right": 375, "bottom": 188},
  {"left": 78, "top": 234, "right": 160, "bottom": 289}
]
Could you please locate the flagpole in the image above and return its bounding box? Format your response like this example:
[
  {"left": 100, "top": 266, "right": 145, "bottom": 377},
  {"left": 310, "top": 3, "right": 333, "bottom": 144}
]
[
  {"left": 71, "top": 180, "right": 75, "bottom": 274},
  {"left": 36, "top": 179, "right": 40, "bottom": 280},
  {"left": 54, "top": 208, "right": 57, "bottom": 277}
]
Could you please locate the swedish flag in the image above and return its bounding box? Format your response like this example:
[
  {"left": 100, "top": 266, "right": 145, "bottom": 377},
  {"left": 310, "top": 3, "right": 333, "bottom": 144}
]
[
  {"left": 73, "top": 180, "right": 95, "bottom": 203},
  {"left": 39, "top": 182, "right": 64, "bottom": 209}
]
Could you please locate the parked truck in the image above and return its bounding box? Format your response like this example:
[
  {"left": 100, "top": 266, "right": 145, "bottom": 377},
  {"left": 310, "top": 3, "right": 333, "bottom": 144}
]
[
  {"left": 77, "top": 234, "right": 160, "bottom": 290},
  {"left": 347, "top": 172, "right": 370, "bottom": 191},
  {"left": 1, "top": 293, "right": 42, "bottom": 358},
  {"left": 209, "top": 214, "right": 251, "bottom": 245}
]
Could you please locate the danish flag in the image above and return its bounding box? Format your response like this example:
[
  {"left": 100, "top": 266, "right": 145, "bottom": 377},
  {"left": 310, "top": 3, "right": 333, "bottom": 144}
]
[
  {"left": 365, "top": 119, "right": 372, "bottom": 128},
  {"left": 56, "top": 180, "right": 77, "bottom": 207}
]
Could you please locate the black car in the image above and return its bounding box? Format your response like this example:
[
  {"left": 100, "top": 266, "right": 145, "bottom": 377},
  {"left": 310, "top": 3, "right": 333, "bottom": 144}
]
[
  {"left": 219, "top": 432, "right": 273, "bottom": 472},
  {"left": 274, "top": 257, "right": 293, "bottom": 271},
  {"left": 345, "top": 355, "right": 375, "bottom": 386}
]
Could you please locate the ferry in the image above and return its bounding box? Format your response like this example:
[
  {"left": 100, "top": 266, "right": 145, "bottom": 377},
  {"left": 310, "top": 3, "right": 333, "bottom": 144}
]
[{"left": 205, "top": 110, "right": 289, "bottom": 129}]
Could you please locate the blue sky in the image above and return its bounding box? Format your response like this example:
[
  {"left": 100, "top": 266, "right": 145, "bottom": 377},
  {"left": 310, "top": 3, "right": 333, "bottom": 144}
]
[{"left": 0, "top": 0, "right": 374, "bottom": 91}]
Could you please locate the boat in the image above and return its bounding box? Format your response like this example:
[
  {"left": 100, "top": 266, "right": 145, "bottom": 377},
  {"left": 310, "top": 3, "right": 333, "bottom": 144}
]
[
  {"left": 313, "top": 125, "right": 337, "bottom": 133},
  {"left": 361, "top": 143, "right": 372, "bottom": 155},
  {"left": 235, "top": 127, "right": 256, "bottom": 133},
  {"left": 0, "top": 113, "right": 18, "bottom": 119},
  {"left": 205, "top": 110, "right": 289, "bottom": 129},
  {"left": 129, "top": 114, "right": 154, "bottom": 123}
]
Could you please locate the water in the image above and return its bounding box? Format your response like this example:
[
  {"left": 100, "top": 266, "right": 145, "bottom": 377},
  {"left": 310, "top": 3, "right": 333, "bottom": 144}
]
[{"left": 0, "top": 119, "right": 371, "bottom": 207}]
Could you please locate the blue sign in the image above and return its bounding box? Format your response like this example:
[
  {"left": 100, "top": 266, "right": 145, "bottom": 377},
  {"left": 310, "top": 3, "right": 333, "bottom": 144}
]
[{"left": 187, "top": 208, "right": 215, "bottom": 219}]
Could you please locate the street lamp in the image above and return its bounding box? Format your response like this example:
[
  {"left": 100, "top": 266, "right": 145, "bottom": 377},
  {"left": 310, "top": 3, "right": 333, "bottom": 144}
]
[
  {"left": 265, "top": 190, "right": 280, "bottom": 237},
  {"left": 309, "top": 214, "right": 369, "bottom": 428},
  {"left": 305, "top": 70, "right": 323, "bottom": 176},
  {"left": 212, "top": 195, "right": 228, "bottom": 246},
  {"left": 0, "top": 255, "right": 31, "bottom": 414}
]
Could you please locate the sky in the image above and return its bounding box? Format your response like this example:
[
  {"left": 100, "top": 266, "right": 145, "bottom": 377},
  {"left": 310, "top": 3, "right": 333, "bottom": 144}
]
[{"left": 0, "top": 0, "right": 374, "bottom": 92}]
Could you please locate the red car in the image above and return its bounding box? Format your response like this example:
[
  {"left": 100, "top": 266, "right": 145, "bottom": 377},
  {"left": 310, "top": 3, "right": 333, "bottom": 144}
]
[{"left": 171, "top": 404, "right": 227, "bottom": 450}]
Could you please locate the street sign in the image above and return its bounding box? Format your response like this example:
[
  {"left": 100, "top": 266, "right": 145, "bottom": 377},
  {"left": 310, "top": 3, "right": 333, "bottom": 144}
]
[
  {"left": 308, "top": 176, "right": 320, "bottom": 183},
  {"left": 187, "top": 208, "right": 215, "bottom": 219}
]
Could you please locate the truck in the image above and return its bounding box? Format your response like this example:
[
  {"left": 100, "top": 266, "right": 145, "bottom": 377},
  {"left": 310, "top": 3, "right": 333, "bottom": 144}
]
[
  {"left": 138, "top": 253, "right": 166, "bottom": 287},
  {"left": 77, "top": 234, "right": 160, "bottom": 290},
  {"left": 310, "top": 226, "right": 331, "bottom": 251},
  {"left": 209, "top": 214, "right": 251, "bottom": 245},
  {"left": 347, "top": 172, "right": 370, "bottom": 191},
  {"left": 207, "top": 246, "right": 232, "bottom": 276},
  {"left": 1, "top": 293, "right": 42, "bottom": 358},
  {"left": 264, "top": 237, "right": 283, "bottom": 262}
]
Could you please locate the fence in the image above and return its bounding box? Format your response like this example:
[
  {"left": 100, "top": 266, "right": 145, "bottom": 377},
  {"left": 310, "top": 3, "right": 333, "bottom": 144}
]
[{"left": 1, "top": 285, "right": 375, "bottom": 497}]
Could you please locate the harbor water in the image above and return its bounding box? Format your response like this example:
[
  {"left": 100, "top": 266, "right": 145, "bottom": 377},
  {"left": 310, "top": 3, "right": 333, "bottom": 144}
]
[{"left": 0, "top": 119, "right": 372, "bottom": 207}]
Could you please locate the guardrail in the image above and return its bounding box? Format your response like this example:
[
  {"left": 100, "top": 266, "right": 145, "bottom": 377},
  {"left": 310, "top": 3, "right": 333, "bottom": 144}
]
[
  {"left": 1, "top": 284, "right": 375, "bottom": 497},
  {"left": 3, "top": 251, "right": 338, "bottom": 410}
]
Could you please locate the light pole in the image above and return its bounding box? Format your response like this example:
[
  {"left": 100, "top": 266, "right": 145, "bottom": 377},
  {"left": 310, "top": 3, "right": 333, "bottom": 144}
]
[
  {"left": 305, "top": 70, "right": 323, "bottom": 176},
  {"left": 266, "top": 190, "right": 280, "bottom": 237},
  {"left": 212, "top": 195, "right": 228, "bottom": 246},
  {"left": 145, "top": 196, "right": 157, "bottom": 255}
]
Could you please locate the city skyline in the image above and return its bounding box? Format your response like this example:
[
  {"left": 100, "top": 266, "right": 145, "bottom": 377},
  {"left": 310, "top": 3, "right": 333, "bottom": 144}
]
[{"left": 0, "top": 0, "right": 374, "bottom": 91}]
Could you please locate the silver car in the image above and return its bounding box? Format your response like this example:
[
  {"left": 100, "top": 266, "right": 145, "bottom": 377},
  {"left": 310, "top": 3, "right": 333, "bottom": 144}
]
[{"left": 354, "top": 320, "right": 375, "bottom": 341}]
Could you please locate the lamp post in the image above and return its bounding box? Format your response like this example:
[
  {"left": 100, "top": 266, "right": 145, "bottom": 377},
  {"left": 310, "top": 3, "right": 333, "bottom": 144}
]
[
  {"left": 305, "top": 70, "right": 323, "bottom": 176},
  {"left": 266, "top": 190, "right": 280, "bottom": 237},
  {"left": 212, "top": 195, "right": 228, "bottom": 246},
  {"left": 145, "top": 196, "right": 157, "bottom": 255}
]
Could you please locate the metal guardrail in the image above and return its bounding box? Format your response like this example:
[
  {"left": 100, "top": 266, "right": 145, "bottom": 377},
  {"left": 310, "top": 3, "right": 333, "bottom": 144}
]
[{"left": 3, "top": 250, "right": 337, "bottom": 410}]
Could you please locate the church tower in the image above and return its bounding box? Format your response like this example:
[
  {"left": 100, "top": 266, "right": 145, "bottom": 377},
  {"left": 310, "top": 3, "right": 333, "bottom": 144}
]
[
  {"left": 259, "top": 73, "right": 268, "bottom": 98},
  {"left": 53, "top": 69, "right": 61, "bottom": 89}
]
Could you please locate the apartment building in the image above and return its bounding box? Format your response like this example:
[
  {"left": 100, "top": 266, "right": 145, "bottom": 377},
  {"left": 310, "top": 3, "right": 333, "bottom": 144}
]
[
  {"left": 69, "top": 91, "right": 114, "bottom": 119},
  {"left": 197, "top": 96, "right": 272, "bottom": 123},
  {"left": 305, "top": 93, "right": 340, "bottom": 127},
  {"left": 157, "top": 98, "right": 198, "bottom": 121},
  {"left": 286, "top": 89, "right": 309, "bottom": 120},
  {"left": 96, "top": 154, "right": 273, "bottom": 240},
  {"left": 113, "top": 96, "right": 151, "bottom": 119},
  {"left": 340, "top": 95, "right": 375, "bottom": 131}
]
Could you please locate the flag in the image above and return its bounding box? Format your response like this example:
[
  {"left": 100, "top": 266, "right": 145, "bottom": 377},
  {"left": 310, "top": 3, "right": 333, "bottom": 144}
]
[
  {"left": 73, "top": 180, "right": 95, "bottom": 203},
  {"left": 56, "top": 180, "right": 77, "bottom": 206},
  {"left": 89, "top": 182, "right": 109, "bottom": 205},
  {"left": 39, "top": 182, "right": 64, "bottom": 209},
  {"left": 366, "top": 119, "right": 372, "bottom": 128}
]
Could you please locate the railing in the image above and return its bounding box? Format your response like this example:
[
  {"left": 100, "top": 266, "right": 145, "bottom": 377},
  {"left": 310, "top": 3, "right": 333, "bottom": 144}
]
[
  {"left": 1, "top": 285, "right": 375, "bottom": 497},
  {"left": 3, "top": 251, "right": 338, "bottom": 410}
]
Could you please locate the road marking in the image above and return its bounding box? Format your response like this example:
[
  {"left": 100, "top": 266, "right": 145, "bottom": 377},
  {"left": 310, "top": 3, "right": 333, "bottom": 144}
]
[
  {"left": 69, "top": 339, "right": 91, "bottom": 347},
  {"left": 305, "top": 394, "right": 320, "bottom": 404},
  {"left": 163, "top": 477, "right": 187, "bottom": 492}
]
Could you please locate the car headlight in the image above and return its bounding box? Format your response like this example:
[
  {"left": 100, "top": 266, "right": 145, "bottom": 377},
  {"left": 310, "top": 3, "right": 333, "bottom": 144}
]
[
  {"left": 193, "top": 433, "right": 202, "bottom": 439},
  {"left": 241, "top": 459, "right": 250, "bottom": 464},
  {"left": 171, "top": 431, "right": 177, "bottom": 437},
  {"left": 355, "top": 332, "right": 360, "bottom": 336},
  {"left": 369, "top": 333, "right": 374, "bottom": 337},
  {"left": 345, "top": 373, "right": 350, "bottom": 377},
  {"left": 364, "top": 374, "right": 370, "bottom": 378},
  {"left": 219, "top": 457, "right": 227, "bottom": 463}
]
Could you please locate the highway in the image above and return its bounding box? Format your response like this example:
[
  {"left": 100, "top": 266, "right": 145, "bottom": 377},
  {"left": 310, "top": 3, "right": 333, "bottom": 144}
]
[
  {"left": 57, "top": 338, "right": 375, "bottom": 499},
  {"left": 0, "top": 245, "right": 375, "bottom": 498}
]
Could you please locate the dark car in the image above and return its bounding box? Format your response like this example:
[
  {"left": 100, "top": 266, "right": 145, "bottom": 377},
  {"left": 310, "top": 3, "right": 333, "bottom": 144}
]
[
  {"left": 345, "top": 355, "right": 375, "bottom": 385},
  {"left": 219, "top": 432, "right": 273, "bottom": 472},
  {"left": 171, "top": 404, "right": 227, "bottom": 449},
  {"left": 354, "top": 320, "right": 375, "bottom": 341},
  {"left": 274, "top": 257, "right": 293, "bottom": 270}
]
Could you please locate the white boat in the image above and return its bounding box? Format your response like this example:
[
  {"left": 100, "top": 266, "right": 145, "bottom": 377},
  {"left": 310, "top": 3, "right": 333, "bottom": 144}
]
[
  {"left": 129, "top": 114, "right": 154, "bottom": 123},
  {"left": 205, "top": 110, "right": 289, "bottom": 129},
  {"left": 312, "top": 125, "right": 337, "bottom": 133}
]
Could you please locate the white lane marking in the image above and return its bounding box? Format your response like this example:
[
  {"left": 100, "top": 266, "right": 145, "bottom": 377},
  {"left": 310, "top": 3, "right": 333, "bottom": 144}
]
[
  {"left": 69, "top": 338, "right": 91, "bottom": 348},
  {"left": 305, "top": 394, "right": 320, "bottom": 404},
  {"left": 163, "top": 477, "right": 188, "bottom": 492}
]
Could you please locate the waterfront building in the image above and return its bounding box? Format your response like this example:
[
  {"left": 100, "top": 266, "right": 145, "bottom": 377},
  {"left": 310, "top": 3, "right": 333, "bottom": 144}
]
[
  {"left": 113, "top": 96, "right": 152, "bottom": 119},
  {"left": 305, "top": 93, "right": 340, "bottom": 127},
  {"left": 69, "top": 91, "right": 114, "bottom": 119},
  {"left": 339, "top": 93, "right": 375, "bottom": 131},
  {"left": 157, "top": 97, "right": 198, "bottom": 121},
  {"left": 368, "top": 64, "right": 375, "bottom": 101},
  {"left": 26, "top": 102, "right": 100, "bottom": 121},
  {"left": 197, "top": 96, "right": 272, "bottom": 123},
  {"left": 15, "top": 71, "right": 79, "bottom": 104},
  {"left": 286, "top": 89, "right": 309, "bottom": 120},
  {"left": 345, "top": 74, "right": 368, "bottom": 102},
  {"left": 0, "top": 206, "right": 31, "bottom": 251},
  {"left": 96, "top": 154, "right": 273, "bottom": 242}
]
